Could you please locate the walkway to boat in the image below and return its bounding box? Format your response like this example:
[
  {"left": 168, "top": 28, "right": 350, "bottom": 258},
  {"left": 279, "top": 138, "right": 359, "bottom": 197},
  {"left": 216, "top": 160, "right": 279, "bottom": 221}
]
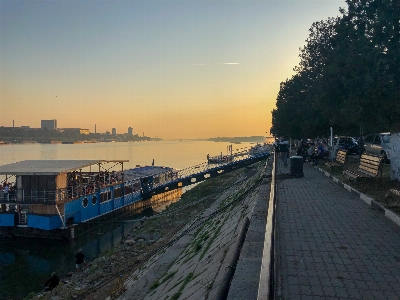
[
  {"left": 149, "top": 150, "right": 271, "bottom": 196},
  {"left": 270, "top": 158, "right": 400, "bottom": 299}
]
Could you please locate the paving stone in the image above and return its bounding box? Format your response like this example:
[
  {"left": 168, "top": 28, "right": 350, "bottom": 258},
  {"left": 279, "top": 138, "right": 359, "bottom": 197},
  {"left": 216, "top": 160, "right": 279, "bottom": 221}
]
[
  {"left": 274, "top": 161, "right": 400, "bottom": 299},
  {"left": 227, "top": 260, "right": 261, "bottom": 300}
]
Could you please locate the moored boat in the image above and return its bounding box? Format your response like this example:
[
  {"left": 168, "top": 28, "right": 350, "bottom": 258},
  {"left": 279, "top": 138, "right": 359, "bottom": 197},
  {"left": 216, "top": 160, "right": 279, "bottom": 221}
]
[
  {"left": 207, "top": 144, "right": 235, "bottom": 164},
  {"left": 249, "top": 143, "right": 270, "bottom": 156},
  {"left": 207, "top": 154, "right": 234, "bottom": 164},
  {"left": 0, "top": 160, "right": 178, "bottom": 239}
]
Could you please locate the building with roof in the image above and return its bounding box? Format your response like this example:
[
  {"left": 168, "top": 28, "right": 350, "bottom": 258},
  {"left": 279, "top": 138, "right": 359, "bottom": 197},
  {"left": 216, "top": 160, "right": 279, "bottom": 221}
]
[{"left": 41, "top": 119, "right": 57, "bottom": 130}]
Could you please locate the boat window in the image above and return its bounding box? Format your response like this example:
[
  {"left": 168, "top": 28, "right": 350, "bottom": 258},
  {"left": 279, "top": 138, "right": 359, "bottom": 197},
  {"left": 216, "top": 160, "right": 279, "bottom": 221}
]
[
  {"left": 92, "top": 195, "right": 97, "bottom": 205},
  {"left": 114, "top": 187, "right": 122, "bottom": 198},
  {"left": 82, "top": 197, "right": 88, "bottom": 208},
  {"left": 100, "top": 190, "right": 111, "bottom": 203},
  {"left": 100, "top": 192, "right": 107, "bottom": 203},
  {"left": 132, "top": 182, "right": 141, "bottom": 192},
  {"left": 124, "top": 185, "right": 132, "bottom": 194}
]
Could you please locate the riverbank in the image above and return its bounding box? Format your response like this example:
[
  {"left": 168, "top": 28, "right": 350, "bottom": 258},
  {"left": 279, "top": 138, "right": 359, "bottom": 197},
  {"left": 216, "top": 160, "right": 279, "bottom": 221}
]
[{"left": 32, "top": 159, "right": 271, "bottom": 300}]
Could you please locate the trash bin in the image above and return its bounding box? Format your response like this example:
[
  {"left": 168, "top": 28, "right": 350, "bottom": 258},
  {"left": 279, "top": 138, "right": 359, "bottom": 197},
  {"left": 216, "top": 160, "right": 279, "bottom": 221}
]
[{"left": 290, "top": 156, "right": 304, "bottom": 178}]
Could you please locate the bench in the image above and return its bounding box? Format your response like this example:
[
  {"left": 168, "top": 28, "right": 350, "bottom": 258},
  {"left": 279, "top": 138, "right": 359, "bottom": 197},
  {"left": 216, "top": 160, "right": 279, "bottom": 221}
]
[
  {"left": 342, "top": 153, "right": 383, "bottom": 181},
  {"left": 325, "top": 149, "right": 348, "bottom": 169},
  {"left": 385, "top": 189, "right": 400, "bottom": 208}
]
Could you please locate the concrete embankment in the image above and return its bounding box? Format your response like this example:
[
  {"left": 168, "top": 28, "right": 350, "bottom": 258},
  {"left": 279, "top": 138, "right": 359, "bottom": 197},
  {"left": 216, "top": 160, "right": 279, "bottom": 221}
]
[
  {"left": 34, "top": 159, "right": 271, "bottom": 300},
  {"left": 118, "top": 160, "right": 271, "bottom": 300}
]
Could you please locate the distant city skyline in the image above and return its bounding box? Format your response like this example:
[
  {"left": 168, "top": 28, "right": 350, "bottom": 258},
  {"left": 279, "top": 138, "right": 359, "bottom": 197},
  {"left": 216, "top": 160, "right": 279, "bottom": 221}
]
[
  {"left": 0, "top": 0, "right": 345, "bottom": 139},
  {"left": 2, "top": 118, "right": 137, "bottom": 135}
]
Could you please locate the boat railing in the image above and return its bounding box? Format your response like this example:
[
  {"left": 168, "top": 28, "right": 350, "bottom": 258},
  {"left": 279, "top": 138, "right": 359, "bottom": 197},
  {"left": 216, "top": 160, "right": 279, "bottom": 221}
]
[
  {"left": 177, "top": 162, "right": 209, "bottom": 178},
  {"left": 0, "top": 189, "right": 58, "bottom": 205},
  {"left": 0, "top": 187, "right": 101, "bottom": 204}
]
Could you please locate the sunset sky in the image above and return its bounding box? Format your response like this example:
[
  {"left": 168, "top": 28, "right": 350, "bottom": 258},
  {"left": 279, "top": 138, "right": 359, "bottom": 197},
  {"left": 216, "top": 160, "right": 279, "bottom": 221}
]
[{"left": 1, "top": 0, "right": 345, "bottom": 139}]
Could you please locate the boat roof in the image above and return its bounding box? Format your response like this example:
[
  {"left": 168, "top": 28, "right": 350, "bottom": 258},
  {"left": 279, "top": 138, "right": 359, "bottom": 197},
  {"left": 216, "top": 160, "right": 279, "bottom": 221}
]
[{"left": 0, "top": 160, "right": 129, "bottom": 175}]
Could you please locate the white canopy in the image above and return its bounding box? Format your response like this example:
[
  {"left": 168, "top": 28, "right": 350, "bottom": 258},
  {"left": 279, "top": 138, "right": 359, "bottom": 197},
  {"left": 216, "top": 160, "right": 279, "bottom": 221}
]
[{"left": 0, "top": 160, "right": 128, "bottom": 175}]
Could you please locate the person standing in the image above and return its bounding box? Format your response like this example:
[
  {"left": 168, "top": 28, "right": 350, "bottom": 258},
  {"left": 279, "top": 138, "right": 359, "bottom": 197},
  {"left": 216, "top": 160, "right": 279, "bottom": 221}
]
[
  {"left": 278, "top": 137, "right": 290, "bottom": 167},
  {"left": 75, "top": 249, "right": 85, "bottom": 271},
  {"left": 311, "top": 143, "right": 325, "bottom": 165},
  {"left": 4, "top": 184, "right": 9, "bottom": 200}
]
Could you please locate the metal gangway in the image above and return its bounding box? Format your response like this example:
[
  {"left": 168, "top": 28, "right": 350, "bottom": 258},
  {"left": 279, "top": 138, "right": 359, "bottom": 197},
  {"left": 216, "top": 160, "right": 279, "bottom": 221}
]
[{"left": 147, "top": 146, "right": 271, "bottom": 197}]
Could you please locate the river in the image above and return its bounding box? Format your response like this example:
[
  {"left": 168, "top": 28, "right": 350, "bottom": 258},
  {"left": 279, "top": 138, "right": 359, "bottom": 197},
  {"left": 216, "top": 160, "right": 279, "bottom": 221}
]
[{"left": 0, "top": 140, "right": 262, "bottom": 299}]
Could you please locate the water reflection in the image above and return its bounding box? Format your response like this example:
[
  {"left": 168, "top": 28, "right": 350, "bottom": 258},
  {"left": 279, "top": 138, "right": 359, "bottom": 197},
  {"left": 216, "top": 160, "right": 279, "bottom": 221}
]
[
  {"left": 0, "top": 252, "right": 15, "bottom": 266},
  {"left": 75, "top": 207, "right": 154, "bottom": 260},
  {"left": 28, "top": 256, "right": 51, "bottom": 274},
  {"left": 0, "top": 199, "right": 175, "bottom": 299},
  {"left": 40, "top": 149, "right": 57, "bottom": 160}
]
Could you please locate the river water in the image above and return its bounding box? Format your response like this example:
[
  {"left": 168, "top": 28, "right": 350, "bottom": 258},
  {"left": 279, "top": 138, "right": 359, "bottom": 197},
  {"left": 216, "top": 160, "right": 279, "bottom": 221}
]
[{"left": 0, "top": 140, "right": 262, "bottom": 299}]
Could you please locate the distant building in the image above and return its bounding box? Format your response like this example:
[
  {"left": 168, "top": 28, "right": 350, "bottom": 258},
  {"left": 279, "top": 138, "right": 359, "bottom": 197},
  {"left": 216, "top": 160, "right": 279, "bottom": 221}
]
[
  {"left": 80, "top": 129, "right": 90, "bottom": 135},
  {"left": 128, "top": 127, "right": 133, "bottom": 135},
  {"left": 57, "top": 128, "right": 90, "bottom": 135},
  {"left": 41, "top": 119, "right": 57, "bottom": 130},
  {"left": 112, "top": 128, "right": 116, "bottom": 135}
]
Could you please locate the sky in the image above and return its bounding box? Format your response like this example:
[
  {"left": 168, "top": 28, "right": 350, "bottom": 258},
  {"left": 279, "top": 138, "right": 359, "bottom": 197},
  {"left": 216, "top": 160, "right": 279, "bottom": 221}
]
[{"left": 0, "top": 0, "right": 345, "bottom": 139}]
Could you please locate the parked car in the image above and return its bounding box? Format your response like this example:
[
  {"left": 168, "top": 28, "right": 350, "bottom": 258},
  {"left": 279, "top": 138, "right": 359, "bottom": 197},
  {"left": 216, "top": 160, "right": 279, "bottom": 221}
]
[
  {"left": 334, "top": 136, "right": 359, "bottom": 154},
  {"left": 361, "top": 132, "right": 391, "bottom": 163}
]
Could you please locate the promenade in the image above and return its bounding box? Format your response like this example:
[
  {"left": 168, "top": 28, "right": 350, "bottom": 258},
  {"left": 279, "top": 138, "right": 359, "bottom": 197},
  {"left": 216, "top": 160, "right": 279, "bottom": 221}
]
[{"left": 274, "top": 159, "right": 400, "bottom": 299}]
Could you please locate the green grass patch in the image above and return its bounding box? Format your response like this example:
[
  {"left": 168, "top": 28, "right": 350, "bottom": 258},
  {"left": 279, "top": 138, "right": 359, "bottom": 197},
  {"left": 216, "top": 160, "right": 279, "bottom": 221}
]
[
  {"left": 171, "top": 292, "right": 182, "bottom": 300},
  {"left": 149, "top": 279, "right": 160, "bottom": 291},
  {"left": 170, "top": 272, "right": 194, "bottom": 300},
  {"left": 199, "top": 217, "right": 226, "bottom": 260},
  {"left": 162, "top": 270, "right": 177, "bottom": 282}
]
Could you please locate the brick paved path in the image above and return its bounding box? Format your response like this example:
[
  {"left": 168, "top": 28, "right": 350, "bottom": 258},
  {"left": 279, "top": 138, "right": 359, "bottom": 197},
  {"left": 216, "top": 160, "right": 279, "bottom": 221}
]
[{"left": 275, "top": 160, "right": 400, "bottom": 299}]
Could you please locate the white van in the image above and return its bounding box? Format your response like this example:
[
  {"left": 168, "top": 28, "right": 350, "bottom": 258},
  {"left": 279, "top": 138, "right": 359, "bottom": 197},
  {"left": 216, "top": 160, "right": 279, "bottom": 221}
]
[{"left": 362, "top": 132, "right": 391, "bottom": 163}]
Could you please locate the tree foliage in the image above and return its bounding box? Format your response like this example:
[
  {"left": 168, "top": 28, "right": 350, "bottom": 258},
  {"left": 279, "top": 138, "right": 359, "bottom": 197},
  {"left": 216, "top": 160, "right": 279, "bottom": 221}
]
[{"left": 271, "top": 0, "right": 400, "bottom": 138}]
